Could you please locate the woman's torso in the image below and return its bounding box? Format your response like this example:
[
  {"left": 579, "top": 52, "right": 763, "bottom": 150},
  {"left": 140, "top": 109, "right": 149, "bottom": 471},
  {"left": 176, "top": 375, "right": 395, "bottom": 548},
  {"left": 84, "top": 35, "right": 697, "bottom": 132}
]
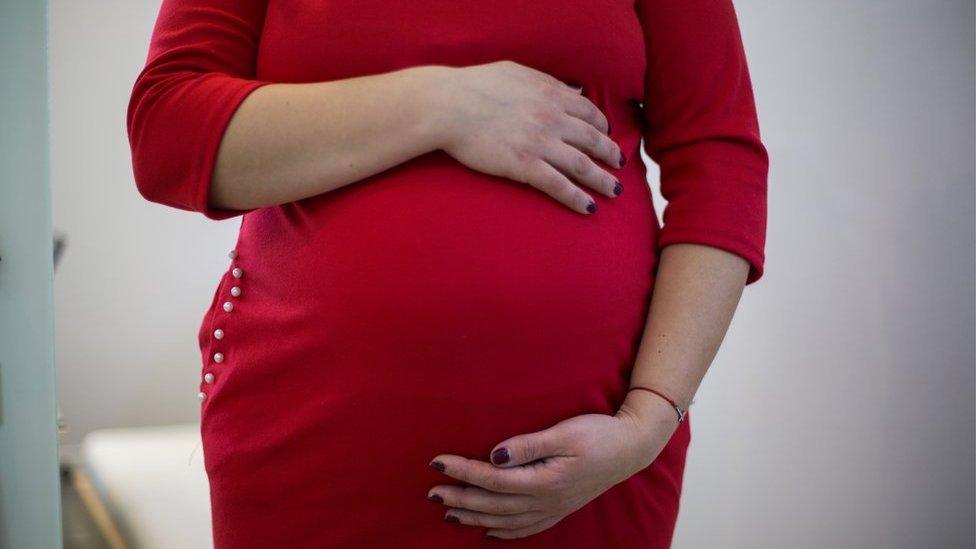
[{"left": 199, "top": 3, "right": 687, "bottom": 546}]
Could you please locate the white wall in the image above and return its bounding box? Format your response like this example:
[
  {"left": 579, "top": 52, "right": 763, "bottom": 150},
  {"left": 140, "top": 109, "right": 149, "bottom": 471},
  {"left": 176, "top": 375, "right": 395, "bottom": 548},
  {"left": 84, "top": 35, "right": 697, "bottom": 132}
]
[
  {"left": 670, "top": 2, "right": 975, "bottom": 548},
  {"left": 50, "top": 1, "right": 974, "bottom": 547},
  {"left": 50, "top": 0, "right": 241, "bottom": 459}
]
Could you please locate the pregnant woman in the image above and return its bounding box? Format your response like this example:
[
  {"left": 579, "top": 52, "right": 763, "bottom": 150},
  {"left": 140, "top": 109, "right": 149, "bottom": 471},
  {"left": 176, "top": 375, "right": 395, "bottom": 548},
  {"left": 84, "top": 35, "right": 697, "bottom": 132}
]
[{"left": 127, "top": 0, "right": 767, "bottom": 546}]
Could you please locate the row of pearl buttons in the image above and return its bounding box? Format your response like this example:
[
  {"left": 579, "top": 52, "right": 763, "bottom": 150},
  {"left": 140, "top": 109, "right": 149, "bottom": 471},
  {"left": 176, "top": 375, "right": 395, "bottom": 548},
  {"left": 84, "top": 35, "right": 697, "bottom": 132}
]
[{"left": 199, "top": 249, "right": 241, "bottom": 403}]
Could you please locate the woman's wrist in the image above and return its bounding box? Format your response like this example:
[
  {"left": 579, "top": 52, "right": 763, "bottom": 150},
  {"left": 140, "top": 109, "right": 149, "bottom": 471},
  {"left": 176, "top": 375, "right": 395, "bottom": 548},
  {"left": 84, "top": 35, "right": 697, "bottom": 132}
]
[
  {"left": 615, "top": 390, "right": 682, "bottom": 470},
  {"left": 395, "top": 64, "right": 461, "bottom": 154}
]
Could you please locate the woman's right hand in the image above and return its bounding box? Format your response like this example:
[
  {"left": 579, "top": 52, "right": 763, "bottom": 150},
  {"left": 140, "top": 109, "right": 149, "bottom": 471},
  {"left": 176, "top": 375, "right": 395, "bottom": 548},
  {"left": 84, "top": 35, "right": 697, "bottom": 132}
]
[{"left": 427, "top": 61, "right": 626, "bottom": 215}]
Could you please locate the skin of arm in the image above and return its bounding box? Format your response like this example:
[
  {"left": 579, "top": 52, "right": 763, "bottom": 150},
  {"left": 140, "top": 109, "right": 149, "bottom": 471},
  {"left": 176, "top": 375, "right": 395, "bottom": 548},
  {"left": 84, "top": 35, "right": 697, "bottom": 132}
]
[
  {"left": 210, "top": 66, "right": 446, "bottom": 211},
  {"left": 427, "top": 243, "right": 750, "bottom": 539},
  {"left": 617, "top": 242, "right": 750, "bottom": 439}
]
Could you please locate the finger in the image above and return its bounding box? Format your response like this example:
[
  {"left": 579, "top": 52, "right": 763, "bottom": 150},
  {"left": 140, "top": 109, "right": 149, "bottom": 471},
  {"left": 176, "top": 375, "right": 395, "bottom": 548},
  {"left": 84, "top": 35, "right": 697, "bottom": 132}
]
[
  {"left": 444, "top": 507, "right": 549, "bottom": 530},
  {"left": 489, "top": 426, "right": 571, "bottom": 468},
  {"left": 543, "top": 143, "right": 620, "bottom": 199},
  {"left": 561, "top": 94, "right": 609, "bottom": 134},
  {"left": 515, "top": 160, "right": 596, "bottom": 215},
  {"left": 428, "top": 484, "right": 536, "bottom": 515},
  {"left": 429, "top": 455, "right": 544, "bottom": 495},
  {"left": 486, "top": 515, "right": 563, "bottom": 540},
  {"left": 560, "top": 116, "right": 626, "bottom": 174}
]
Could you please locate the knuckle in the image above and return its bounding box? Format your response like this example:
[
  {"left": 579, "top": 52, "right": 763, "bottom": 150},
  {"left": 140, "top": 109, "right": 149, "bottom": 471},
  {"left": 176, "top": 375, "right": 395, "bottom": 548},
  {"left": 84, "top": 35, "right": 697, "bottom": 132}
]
[
  {"left": 541, "top": 173, "right": 564, "bottom": 195},
  {"left": 587, "top": 104, "right": 607, "bottom": 129},
  {"left": 480, "top": 471, "right": 502, "bottom": 492},
  {"left": 586, "top": 126, "right": 602, "bottom": 149},
  {"left": 456, "top": 487, "right": 475, "bottom": 508},
  {"left": 467, "top": 513, "right": 484, "bottom": 527},
  {"left": 528, "top": 124, "right": 550, "bottom": 144},
  {"left": 515, "top": 513, "right": 539, "bottom": 528},
  {"left": 511, "top": 148, "right": 533, "bottom": 171},
  {"left": 559, "top": 423, "right": 585, "bottom": 447},
  {"left": 485, "top": 499, "right": 508, "bottom": 515},
  {"left": 592, "top": 106, "right": 609, "bottom": 128},
  {"left": 610, "top": 141, "right": 622, "bottom": 162},
  {"left": 528, "top": 171, "right": 550, "bottom": 192},
  {"left": 582, "top": 101, "right": 599, "bottom": 120},
  {"left": 531, "top": 108, "right": 559, "bottom": 132},
  {"left": 539, "top": 83, "right": 560, "bottom": 102},
  {"left": 518, "top": 439, "right": 538, "bottom": 462},
  {"left": 573, "top": 154, "right": 591, "bottom": 177},
  {"left": 567, "top": 185, "right": 588, "bottom": 208},
  {"left": 456, "top": 461, "right": 477, "bottom": 484}
]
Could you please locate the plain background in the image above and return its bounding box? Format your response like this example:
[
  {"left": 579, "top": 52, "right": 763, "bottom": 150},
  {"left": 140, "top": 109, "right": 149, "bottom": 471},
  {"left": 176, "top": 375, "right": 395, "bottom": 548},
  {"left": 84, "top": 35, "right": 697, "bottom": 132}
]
[{"left": 49, "top": 1, "right": 975, "bottom": 547}]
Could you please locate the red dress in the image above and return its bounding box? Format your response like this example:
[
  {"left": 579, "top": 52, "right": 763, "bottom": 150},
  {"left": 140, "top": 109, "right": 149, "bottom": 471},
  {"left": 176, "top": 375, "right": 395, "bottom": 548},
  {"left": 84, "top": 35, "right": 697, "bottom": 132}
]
[{"left": 127, "top": 1, "right": 767, "bottom": 547}]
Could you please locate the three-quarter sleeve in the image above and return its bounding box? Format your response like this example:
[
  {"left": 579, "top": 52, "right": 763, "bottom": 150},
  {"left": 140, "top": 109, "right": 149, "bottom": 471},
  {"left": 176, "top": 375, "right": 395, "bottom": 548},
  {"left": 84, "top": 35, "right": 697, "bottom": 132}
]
[
  {"left": 636, "top": 0, "right": 769, "bottom": 283},
  {"left": 126, "top": 0, "right": 272, "bottom": 220}
]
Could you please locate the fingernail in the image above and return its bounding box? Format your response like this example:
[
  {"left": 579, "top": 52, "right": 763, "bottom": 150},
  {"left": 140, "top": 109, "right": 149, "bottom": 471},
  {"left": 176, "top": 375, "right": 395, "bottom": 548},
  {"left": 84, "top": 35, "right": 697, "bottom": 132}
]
[
  {"left": 429, "top": 460, "right": 446, "bottom": 472},
  {"left": 619, "top": 152, "right": 627, "bottom": 168},
  {"left": 445, "top": 514, "right": 460, "bottom": 523},
  {"left": 586, "top": 201, "right": 597, "bottom": 214},
  {"left": 428, "top": 493, "right": 444, "bottom": 503},
  {"left": 490, "top": 447, "right": 510, "bottom": 465},
  {"left": 607, "top": 121, "right": 612, "bottom": 135},
  {"left": 613, "top": 182, "right": 623, "bottom": 196},
  {"left": 486, "top": 534, "right": 500, "bottom": 539}
]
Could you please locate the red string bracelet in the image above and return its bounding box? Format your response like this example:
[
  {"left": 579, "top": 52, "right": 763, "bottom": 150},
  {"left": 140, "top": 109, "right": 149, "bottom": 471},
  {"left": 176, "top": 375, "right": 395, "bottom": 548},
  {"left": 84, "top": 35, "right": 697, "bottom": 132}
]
[{"left": 627, "top": 386, "right": 687, "bottom": 422}]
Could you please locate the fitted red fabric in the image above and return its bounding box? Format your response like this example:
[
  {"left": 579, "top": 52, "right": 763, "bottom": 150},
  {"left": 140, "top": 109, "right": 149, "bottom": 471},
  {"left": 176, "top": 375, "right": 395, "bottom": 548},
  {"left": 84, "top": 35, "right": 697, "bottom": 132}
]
[{"left": 127, "top": 1, "right": 767, "bottom": 547}]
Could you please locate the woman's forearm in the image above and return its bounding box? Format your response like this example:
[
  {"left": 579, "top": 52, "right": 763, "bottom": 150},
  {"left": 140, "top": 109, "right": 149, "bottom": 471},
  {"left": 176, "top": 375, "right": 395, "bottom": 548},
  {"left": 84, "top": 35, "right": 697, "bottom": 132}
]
[
  {"left": 211, "top": 65, "right": 449, "bottom": 210},
  {"left": 618, "top": 243, "right": 750, "bottom": 434}
]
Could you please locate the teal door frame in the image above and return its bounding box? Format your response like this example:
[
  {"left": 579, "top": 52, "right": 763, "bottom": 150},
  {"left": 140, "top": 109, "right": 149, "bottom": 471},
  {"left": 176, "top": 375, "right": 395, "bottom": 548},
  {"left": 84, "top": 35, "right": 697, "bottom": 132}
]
[{"left": 0, "top": 0, "right": 63, "bottom": 547}]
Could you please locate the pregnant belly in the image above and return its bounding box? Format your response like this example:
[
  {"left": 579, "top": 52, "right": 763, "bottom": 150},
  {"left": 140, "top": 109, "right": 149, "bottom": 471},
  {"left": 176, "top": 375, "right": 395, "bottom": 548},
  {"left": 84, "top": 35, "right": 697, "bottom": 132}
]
[
  {"left": 224, "top": 151, "right": 660, "bottom": 402},
  {"left": 200, "top": 153, "right": 662, "bottom": 542}
]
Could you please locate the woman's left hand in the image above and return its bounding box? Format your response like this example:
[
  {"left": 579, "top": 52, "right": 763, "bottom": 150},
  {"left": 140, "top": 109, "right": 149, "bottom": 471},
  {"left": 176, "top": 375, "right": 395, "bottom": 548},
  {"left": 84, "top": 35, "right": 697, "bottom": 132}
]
[{"left": 427, "top": 398, "right": 679, "bottom": 540}]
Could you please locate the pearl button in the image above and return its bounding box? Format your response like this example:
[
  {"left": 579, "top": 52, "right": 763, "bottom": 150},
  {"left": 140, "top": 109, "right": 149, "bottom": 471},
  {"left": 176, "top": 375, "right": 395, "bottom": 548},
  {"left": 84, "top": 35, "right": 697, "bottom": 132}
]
[
  {"left": 230, "top": 286, "right": 241, "bottom": 297},
  {"left": 232, "top": 267, "right": 243, "bottom": 278},
  {"left": 213, "top": 352, "right": 224, "bottom": 363},
  {"left": 228, "top": 250, "right": 238, "bottom": 260},
  {"left": 204, "top": 373, "right": 215, "bottom": 384},
  {"left": 213, "top": 329, "right": 224, "bottom": 340},
  {"left": 197, "top": 392, "right": 207, "bottom": 402},
  {"left": 223, "top": 301, "right": 233, "bottom": 312}
]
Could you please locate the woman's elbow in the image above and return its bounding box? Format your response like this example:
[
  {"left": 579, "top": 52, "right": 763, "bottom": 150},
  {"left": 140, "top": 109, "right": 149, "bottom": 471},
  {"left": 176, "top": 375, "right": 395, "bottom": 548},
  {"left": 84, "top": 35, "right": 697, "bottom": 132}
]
[{"left": 126, "top": 92, "right": 205, "bottom": 213}]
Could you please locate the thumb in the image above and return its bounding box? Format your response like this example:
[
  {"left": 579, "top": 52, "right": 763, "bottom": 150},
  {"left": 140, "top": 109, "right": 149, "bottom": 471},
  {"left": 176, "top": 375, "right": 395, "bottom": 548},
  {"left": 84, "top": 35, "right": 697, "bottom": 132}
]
[{"left": 490, "top": 427, "right": 564, "bottom": 467}]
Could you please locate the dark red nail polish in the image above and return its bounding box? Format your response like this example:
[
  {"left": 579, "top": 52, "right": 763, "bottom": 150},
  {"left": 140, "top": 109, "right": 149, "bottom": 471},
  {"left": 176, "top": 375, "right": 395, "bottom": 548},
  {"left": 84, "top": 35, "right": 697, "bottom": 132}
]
[
  {"left": 586, "top": 202, "right": 597, "bottom": 214},
  {"left": 607, "top": 121, "right": 612, "bottom": 135},
  {"left": 490, "top": 447, "right": 510, "bottom": 465},
  {"left": 445, "top": 514, "right": 460, "bottom": 523},
  {"left": 430, "top": 460, "right": 446, "bottom": 472},
  {"left": 486, "top": 534, "right": 500, "bottom": 539},
  {"left": 428, "top": 493, "right": 444, "bottom": 503},
  {"left": 619, "top": 152, "right": 627, "bottom": 167},
  {"left": 613, "top": 182, "right": 623, "bottom": 196}
]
